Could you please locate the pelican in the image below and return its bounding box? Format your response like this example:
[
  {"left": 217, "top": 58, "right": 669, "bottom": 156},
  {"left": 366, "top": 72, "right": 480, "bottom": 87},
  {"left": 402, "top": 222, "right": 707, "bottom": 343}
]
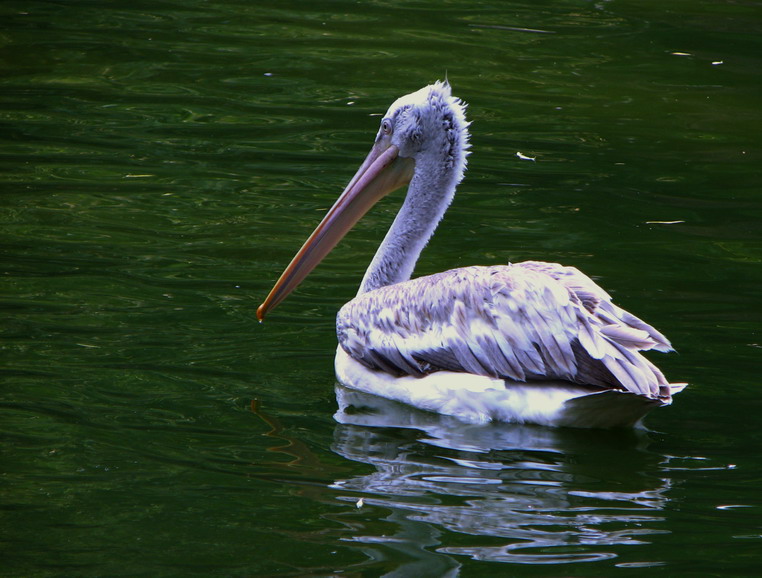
[{"left": 258, "top": 81, "right": 685, "bottom": 428}]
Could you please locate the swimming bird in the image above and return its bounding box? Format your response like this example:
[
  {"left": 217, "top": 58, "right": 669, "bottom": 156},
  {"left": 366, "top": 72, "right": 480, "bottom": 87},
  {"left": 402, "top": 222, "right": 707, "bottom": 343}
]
[{"left": 258, "top": 81, "right": 684, "bottom": 428}]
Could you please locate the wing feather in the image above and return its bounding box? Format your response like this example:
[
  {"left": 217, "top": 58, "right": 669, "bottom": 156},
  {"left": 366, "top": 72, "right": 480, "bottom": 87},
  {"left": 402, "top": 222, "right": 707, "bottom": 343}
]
[{"left": 336, "top": 263, "right": 674, "bottom": 399}]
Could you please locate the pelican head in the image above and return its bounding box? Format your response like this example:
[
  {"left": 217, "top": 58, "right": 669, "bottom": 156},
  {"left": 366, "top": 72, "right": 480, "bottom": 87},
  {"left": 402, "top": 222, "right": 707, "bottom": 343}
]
[
  {"left": 258, "top": 81, "right": 470, "bottom": 320},
  {"left": 378, "top": 81, "right": 470, "bottom": 181}
]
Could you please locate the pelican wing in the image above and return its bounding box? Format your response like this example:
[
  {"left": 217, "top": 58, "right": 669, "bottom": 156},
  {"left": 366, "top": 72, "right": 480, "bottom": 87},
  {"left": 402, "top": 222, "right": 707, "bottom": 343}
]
[{"left": 336, "top": 263, "right": 674, "bottom": 399}]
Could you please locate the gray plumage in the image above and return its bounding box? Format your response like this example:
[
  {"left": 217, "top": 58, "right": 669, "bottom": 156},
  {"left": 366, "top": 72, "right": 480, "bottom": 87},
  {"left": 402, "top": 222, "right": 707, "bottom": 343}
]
[{"left": 338, "top": 262, "right": 673, "bottom": 399}]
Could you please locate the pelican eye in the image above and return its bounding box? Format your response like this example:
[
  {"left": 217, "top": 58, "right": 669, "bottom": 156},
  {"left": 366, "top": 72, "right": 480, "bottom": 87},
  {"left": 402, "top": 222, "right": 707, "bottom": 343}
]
[{"left": 381, "top": 118, "right": 393, "bottom": 135}]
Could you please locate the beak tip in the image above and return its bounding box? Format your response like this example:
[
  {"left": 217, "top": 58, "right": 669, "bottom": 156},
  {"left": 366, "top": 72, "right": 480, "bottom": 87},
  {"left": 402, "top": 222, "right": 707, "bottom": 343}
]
[{"left": 256, "top": 303, "right": 267, "bottom": 323}]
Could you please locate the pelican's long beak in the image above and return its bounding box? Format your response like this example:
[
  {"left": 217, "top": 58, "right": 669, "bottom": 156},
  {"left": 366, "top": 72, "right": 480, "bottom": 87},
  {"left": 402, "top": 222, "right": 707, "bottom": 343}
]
[{"left": 257, "top": 140, "right": 414, "bottom": 321}]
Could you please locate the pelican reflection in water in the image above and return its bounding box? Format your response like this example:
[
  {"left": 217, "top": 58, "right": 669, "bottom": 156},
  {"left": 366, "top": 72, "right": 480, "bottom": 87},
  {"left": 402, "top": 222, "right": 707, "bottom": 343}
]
[{"left": 258, "top": 81, "right": 684, "bottom": 428}]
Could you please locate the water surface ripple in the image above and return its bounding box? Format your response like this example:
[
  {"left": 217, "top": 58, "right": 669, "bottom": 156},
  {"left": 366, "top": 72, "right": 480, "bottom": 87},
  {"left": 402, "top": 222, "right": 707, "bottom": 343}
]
[{"left": 3, "top": 0, "right": 761, "bottom": 575}]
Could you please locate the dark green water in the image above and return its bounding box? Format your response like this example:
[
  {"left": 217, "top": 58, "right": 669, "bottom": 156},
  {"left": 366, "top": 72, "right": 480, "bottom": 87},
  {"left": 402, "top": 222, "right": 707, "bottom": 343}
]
[{"left": 3, "top": 1, "right": 761, "bottom": 575}]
